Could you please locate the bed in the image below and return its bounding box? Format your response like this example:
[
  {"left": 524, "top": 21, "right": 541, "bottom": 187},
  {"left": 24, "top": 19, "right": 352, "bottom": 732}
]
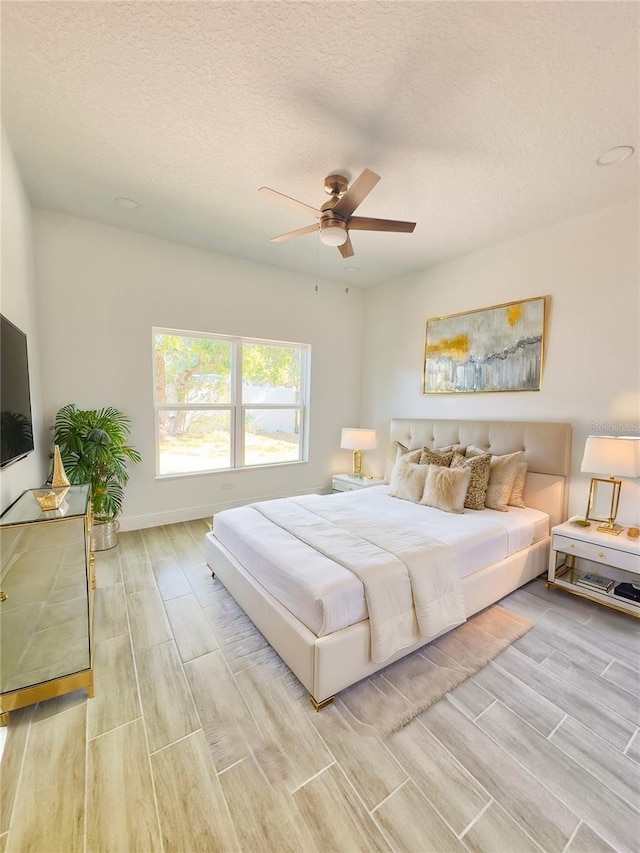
[{"left": 204, "top": 418, "right": 571, "bottom": 708}]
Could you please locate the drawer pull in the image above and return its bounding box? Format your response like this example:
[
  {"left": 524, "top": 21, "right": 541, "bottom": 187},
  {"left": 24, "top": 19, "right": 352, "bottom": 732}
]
[
  {"left": 569, "top": 544, "right": 575, "bottom": 549},
  {"left": 598, "top": 551, "right": 605, "bottom": 558}
]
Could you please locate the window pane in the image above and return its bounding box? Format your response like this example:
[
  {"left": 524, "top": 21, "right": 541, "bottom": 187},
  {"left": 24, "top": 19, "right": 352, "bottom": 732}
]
[
  {"left": 154, "top": 333, "right": 232, "bottom": 404},
  {"left": 242, "top": 343, "right": 301, "bottom": 404},
  {"left": 243, "top": 409, "right": 301, "bottom": 466},
  {"left": 157, "top": 410, "right": 231, "bottom": 475}
]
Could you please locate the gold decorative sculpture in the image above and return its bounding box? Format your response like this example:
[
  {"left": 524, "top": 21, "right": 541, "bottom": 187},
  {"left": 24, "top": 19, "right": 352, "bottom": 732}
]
[
  {"left": 52, "top": 445, "right": 70, "bottom": 487},
  {"left": 34, "top": 445, "right": 70, "bottom": 510}
]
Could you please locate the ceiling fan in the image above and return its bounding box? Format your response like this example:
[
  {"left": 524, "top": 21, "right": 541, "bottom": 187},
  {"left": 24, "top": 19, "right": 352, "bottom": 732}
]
[{"left": 258, "top": 168, "right": 416, "bottom": 259}]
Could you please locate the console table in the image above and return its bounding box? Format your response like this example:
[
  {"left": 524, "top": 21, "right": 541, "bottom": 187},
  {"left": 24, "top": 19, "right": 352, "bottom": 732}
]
[{"left": 0, "top": 484, "right": 95, "bottom": 724}]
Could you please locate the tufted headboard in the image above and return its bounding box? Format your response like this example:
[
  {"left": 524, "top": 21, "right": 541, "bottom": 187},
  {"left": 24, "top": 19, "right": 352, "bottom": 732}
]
[{"left": 387, "top": 418, "right": 572, "bottom": 529}]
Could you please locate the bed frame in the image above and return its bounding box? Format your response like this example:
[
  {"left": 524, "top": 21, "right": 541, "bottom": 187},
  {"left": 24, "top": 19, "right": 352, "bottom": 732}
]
[{"left": 205, "top": 418, "right": 571, "bottom": 708}]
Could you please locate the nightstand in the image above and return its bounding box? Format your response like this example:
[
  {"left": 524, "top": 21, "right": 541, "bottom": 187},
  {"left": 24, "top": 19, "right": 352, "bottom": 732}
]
[
  {"left": 547, "top": 520, "right": 640, "bottom": 618},
  {"left": 332, "top": 474, "right": 385, "bottom": 493}
]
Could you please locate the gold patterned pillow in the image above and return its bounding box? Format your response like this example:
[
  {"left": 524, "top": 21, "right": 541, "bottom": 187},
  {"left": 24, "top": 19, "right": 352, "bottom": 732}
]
[
  {"left": 450, "top": 452, "right": 491, "bottom": 510},
  {"left": 418, "top": 448, "right": 454, "bottom": 467}
]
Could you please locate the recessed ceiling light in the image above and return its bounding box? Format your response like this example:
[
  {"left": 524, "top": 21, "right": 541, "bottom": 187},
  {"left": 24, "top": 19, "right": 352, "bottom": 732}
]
[
  {"left": 114, "top": 197, "right": 140, "bottom": 209},
  {"left": 596, "top": 146, "right": 635, "bottom": 166}
]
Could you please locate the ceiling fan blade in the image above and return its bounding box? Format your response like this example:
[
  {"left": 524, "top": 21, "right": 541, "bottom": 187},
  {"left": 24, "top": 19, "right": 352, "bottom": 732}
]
[
  {"left": 332, "top": 169, "right": 380, "bottom": 218},
  {"left": 271, "top": 223, "right": 319, "bottom": 243},
  {"left": 338, "top": 235, "right": 354, "bottom": 258},
  {"left": 349, "top": 216, "right": 416, "bottom": 233},
  {"left": 258, "top": 186, "right": 321, "bottom": 218}
]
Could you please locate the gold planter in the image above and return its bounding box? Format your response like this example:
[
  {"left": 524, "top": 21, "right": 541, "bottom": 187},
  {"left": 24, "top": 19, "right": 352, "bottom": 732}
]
[{"left": 92, "top": 519, "right": 119, "bottom": 551}]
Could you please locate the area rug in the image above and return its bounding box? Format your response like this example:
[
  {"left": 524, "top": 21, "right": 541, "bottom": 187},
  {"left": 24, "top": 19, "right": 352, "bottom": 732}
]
[{"left": 333, "top": 604, "right": 533, "bottom": 737}]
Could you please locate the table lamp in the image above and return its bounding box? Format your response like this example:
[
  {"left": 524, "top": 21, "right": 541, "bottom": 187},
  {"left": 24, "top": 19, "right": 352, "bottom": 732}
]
[
  {"left": 340, "top": 428, "right": 377, "bottom": 477},
  {"left": 581, "top": 435, "right": 640, "bottom": 535}
]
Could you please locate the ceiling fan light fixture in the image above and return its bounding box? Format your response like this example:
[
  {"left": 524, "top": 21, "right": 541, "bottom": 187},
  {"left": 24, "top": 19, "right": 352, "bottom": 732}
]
[{"left": 319, "top": 220, "right": 348, "bottom": 247}]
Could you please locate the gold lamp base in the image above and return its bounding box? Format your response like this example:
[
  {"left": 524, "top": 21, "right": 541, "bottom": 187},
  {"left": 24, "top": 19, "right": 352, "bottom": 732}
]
[
  {"left": 351, "top": 450, "right": 363, "bottom": 477},
  {"left": 595, "top": 520, "right": 623, "bottom": 536}
]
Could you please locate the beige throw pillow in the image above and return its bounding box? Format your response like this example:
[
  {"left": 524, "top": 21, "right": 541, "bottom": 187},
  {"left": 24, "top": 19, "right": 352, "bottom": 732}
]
[
  {"left": 508, "top": 462, "right": 528, "bottom": 508},
  {"left": 389, "top": 456, "right": 431, "bottom": 503},
  {"left": 420, "top": 465, "right": 471, "bottom": 514},
  {"left": 485, "top": 451, "right": 526, "bottom": 512},
  {"left": 465, "top": 444, "right": 489, "bottom": 458},
  {"left": 450, "top": 452, "right": 491, "bottom": 510},
  {"left": 435, "top": 443, "right": 467, "bottom": 455},
  {"left": 385, "top": 441, "right": 422, "bottom": 484},
  {"left": 419, "top": 447, "right": 455, "bottom": 467}
]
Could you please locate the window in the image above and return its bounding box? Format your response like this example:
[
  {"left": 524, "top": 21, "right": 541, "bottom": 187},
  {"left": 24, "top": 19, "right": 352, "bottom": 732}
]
[{"left": 153, "top": 328, "right": 310, "bottom": 477}]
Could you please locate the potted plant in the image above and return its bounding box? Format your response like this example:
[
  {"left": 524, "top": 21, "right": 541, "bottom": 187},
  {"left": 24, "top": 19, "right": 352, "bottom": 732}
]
[{"left": 53, "top": 404, "right": 141, "bottom": 550}]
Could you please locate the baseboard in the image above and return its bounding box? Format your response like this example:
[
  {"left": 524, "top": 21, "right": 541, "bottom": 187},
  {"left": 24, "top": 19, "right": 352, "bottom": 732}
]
[{"left": 119, "top": 485, "right": 331, "bottom": 531}]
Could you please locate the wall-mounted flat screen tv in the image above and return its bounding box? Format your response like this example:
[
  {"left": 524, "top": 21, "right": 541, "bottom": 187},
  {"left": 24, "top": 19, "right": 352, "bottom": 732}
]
[{"left": 1, "top": 313, "right": 35, "bottom": 467}]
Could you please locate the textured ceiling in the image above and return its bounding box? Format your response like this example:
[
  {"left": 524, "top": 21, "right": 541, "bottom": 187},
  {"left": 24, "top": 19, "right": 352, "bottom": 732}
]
[{"left": 2, "top": 1, "right": 638, "bottom": 287}]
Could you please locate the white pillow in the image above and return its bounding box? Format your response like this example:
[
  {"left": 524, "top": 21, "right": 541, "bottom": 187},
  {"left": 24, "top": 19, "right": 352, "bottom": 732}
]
[
  {"left": 389, "top": 457, "right": 431, "bottom": 502},
  {"left": 384, "top": 442, "right": 423, "bottom": 484},
  {"left": 420, "top": 465, "right": 471, "bottom": 514}
]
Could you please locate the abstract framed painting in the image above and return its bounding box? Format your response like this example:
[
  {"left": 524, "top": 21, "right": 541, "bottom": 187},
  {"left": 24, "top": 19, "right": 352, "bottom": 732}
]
[{"left": 423, "top": 296, "right": 548, "bottom": 394}]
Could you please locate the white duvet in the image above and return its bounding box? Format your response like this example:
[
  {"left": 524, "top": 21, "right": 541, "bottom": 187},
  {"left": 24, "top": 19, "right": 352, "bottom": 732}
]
[
  {"left": 253, "top": 495, "right": 465, "bottom": 662},
  {"left": 213, "top": 486, "right": 548, "bottom": 663}
]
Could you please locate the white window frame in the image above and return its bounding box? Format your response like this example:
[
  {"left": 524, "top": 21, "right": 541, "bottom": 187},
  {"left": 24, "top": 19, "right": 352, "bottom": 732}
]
[{"left": 152, "top": 327, "right": 310, "bottom": 478}]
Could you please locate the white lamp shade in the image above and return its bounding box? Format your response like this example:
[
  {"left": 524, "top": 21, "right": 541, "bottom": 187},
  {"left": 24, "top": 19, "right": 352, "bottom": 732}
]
[
  {"left": 340, "top": 428, "right": 377, "bottom": 450},
  {"left": 581, "top": 436, "right": 640, "bottom": 478}
]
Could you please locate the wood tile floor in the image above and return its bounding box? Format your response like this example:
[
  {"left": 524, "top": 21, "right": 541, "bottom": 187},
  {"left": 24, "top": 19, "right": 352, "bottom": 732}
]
[{"left": 1, "top": 519, "right": 639, "bottom": 852}]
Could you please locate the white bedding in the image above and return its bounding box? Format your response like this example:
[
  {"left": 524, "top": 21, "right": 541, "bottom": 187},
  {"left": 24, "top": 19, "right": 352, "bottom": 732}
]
[
  {"left": 213, "top": 485, "right": 549, "bottom": 645},
  {"left": 252, "top": 494, "right": 467, "bottom": 662}
]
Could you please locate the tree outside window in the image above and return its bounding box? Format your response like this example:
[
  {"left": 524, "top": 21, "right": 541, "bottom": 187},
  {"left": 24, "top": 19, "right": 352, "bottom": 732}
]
[{"left": 153, "top": 329, "right": 309, "bottom": 476}]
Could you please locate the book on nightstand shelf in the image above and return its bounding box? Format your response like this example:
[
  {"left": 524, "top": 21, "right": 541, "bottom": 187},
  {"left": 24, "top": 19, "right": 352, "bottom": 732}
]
[
  {"left": 575, "top": 573, "right": 615, "bottom": 593},
  {"left": 613, "top": 582, "right": 640, "bottom": 603}
]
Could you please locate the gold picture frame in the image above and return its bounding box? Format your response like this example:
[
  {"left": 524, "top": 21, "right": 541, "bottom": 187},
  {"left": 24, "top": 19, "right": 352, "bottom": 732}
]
[
  {"left": 423, "top": 296, "right": 548, "bottom": 394},
  {"left": 585, "top": 476, "right": 623, "bottom": 535}
]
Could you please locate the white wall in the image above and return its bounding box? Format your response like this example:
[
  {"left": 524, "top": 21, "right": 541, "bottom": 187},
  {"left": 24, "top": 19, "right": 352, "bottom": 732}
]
[
  {"left": 361, "top": 199, "right": 640, "bottom": 524},
  {"left": 0, "top": 128, "right": 48, "bottom": 511},
  {"left": 33, "top": 210, "right": 364, "bottom": 529}
]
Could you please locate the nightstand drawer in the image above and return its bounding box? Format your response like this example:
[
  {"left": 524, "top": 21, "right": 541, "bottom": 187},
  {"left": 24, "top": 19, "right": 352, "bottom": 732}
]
[
  {"left": 332, "top": 475, "right": 385, "bottom": 493},
  {"left": 552, "top": 534, "right": 639, "bottom": 572},
  {"left": 332, "top": 479, "right": 360, "bottom": 492}
]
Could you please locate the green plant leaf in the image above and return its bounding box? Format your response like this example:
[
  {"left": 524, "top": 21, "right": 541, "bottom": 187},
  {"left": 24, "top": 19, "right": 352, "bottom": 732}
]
[{"left": 53, "top": 403, "right": 141, "bottom": 522}]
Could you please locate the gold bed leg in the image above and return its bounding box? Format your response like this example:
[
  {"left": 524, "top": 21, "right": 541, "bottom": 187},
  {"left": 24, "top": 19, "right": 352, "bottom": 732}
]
[{"left": 310, "top": 695, "right": 334, "bottom": 712}]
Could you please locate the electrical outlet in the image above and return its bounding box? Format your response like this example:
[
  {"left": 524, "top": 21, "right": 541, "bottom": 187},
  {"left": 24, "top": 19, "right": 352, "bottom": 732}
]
[{"left": 222, "top": 482, "right": 233, "bottom": 490}]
